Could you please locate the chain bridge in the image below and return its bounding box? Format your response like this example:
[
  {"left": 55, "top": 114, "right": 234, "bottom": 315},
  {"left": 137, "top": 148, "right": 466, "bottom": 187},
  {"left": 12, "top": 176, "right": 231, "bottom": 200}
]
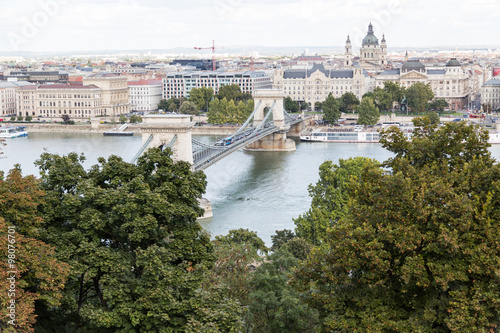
[{"left": 132, "top": 89, "right": 304, "bottom": 170}]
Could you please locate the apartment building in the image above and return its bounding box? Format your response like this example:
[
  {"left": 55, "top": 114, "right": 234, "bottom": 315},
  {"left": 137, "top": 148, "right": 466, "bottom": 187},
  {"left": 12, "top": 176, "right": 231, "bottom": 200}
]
[
  {"left": 481, "top": 79, "right": 500, "bottom": 110},
  {"left": 0, "top": 81, "right": 33, "bottom": 116},
  {"left": 163, "top": 70, "right": 272, "bottom": 100},
  {"left": 128, "top": 79, "right": 163, "bottom": 112}
]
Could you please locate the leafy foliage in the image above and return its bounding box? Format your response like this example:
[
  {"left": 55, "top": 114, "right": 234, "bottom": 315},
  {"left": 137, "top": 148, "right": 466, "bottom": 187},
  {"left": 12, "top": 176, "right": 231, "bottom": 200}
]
[
  {"left": 356, "top": 96, "right": 380, "bottom": 126},
  {"left": 428, "top": 98, "right": 449, "bottom": 112},
  {"left": 322, "top": 93, "right": 341, "bottom": 124},
  {"left": 179, "top": 101, "right": 200, "bottom": 115},
  {"left": 339, "top": 92, "right": 360, "bottom": 113},
  {"left": 246, "top": 249, "right": 319, "bottom": 333},
  {"left": 207, "top": 98, "right": 254, "bottom": 125},
  {"left": 215, "top": 228, "right": 268, "bottom": 256},
  {"left": 270, "top": 229, "right": 295, "bottom": 252},
  {"left": 294, "top": 157, "right": 379, "bottom": 246},
  {"left": 406, "top": 82, "right": 435, "bottom": 112},
  {"left": 32, "top": 149, "right": 231, "bottom": 331},
  {"left": 292, "top": 119, "right": 500, "bottom": 332},
  {"left": 428, "top": 110, "right": 440, "bottom": 124},
  {"left": 189, "top": 87, "right": 214, "bottom": 112},
  {"left": 129, "top": 114, "right": 142, "bottom": 123},
  {"left": 284, "top": 96, "right": 299, "bottom": 113},
  {"left": 0, "top": 167, "right": 70, "bottom": 333},
  {"left": 158, "top": 97, "right": 181, "bottom": 112}
]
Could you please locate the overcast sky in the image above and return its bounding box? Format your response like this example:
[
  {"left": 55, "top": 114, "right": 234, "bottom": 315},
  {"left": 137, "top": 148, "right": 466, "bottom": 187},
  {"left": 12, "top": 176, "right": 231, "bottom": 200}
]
[{"left": 0, "top": 0, "right": 498, "bottom": 53}]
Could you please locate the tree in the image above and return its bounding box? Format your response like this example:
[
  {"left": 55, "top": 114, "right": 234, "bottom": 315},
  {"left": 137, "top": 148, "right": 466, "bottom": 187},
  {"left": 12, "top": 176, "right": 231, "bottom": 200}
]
[
  {"left": 17, "top": 116, "right": 23, "bottom": 121},
  {"left": 246, "top": 249, "right": 319, "bottom": 333},
  {"left": 32, "top": 149, "right": 237, "bottom": 331},
  {"left": 207, "top": 97, "right": 254, "bottom": 124},
  {"left": 294, "top": 157, "right": 379, "bottom": 246},
  {"left": 0, "top": 167, "right": 70, "bottom": 332},
  {"left": 314, "top": 101, "right": 322, "bottom": 111},
  {"left": 129, "top": 114, "right": 142, "bottom": 123},
  {"left": 284, "top": 96, "right": 299, "bottom": 113},
  {"left": 215, "top": 228, "right": 268, "bottom": 256},
  {"left": 356, "top": 97, "right": 380, "bottom": 126},
  {"left": 25, "top": 115, "right": 33, "bottom": 122},
  {"left": 158, "top": 98, "right": 180, "bottom": 112},
  {"left": 10, "top": 116, "right": 16, "bottom": 122},
  {"left": 292, "top": 119, "right": 500, "bottom": 332},
  {"left": 339, "top": 92, "right": 360, "bottom": 113},
  {"left": 372, "top": 87, "right": 393, "bottom": 112},
  {"left": 119, "top": 114, "right": 127, "bottom": 124},
  {"left": 322, "top": 93, "right": 341, "bottom": 124},
  {"left": 217, "top": 84, "right": 242, "bottom": 102},
  {"left": 383, "top": 81, "right": 406, "bottom": 106},
  {"left": 179, "top": 101, "right": 199, "bottom": 115},
  {"left": 428, "top": 98, "right": 449, "bottom": 112},
  {"left": 189, "top": 87, "right": 214, "bottom": 112},
  {"left": 428, "top": 110, "right": 440, "bottom": 124},
  {"left": 406, "top": 82, "right": 434, "bottom": 113},
  {"left": 60, "top": 114, "right": 70, "bottom": 124},
  {"left": 270, "top": 229, "right": 295, "bottom": 252}
]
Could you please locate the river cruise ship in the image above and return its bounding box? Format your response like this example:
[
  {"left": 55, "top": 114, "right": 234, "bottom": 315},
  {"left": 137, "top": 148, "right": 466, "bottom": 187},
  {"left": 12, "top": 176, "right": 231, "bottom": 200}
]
[
  {"left": 300, "top": 127, "right": 500, "bottom": 144},
  {"left": 0, "top": 126, "right": 28, "bottom": 138}
]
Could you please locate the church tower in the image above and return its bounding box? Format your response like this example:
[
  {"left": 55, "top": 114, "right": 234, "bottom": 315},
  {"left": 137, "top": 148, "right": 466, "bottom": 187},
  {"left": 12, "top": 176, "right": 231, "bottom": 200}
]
[
  {"left": 381, "top": 34, "right": 387, "bottom": 66},
  {"left": 344, "top": 35, "right": 353, "bottom": 67}
]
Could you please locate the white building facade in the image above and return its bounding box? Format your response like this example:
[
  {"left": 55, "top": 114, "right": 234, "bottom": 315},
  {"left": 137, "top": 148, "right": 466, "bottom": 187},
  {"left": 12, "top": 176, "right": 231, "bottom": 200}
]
[
  {"left": 128, "top": 79, "right": 163, "bottom": 112},
  {"left": 375, "top": 58, "right": 471, "bottom": 110},
  {"left": 0, "top": 81, "right": 32, "bottom": 117},
  {"left": 162, "top": 71, "right": 272, "bottom": 100},
  {"left": 273, "top": 64, "right": 369, "bottom": 105},
  {"left": 481, "top": 79, "right": 500, "bottom": 110}
]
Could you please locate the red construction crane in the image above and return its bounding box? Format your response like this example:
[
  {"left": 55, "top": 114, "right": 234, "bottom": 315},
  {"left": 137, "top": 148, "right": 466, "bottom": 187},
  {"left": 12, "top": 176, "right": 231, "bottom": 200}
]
[{"left": 194, "top": 40, "right": 218, "bottom": 71}]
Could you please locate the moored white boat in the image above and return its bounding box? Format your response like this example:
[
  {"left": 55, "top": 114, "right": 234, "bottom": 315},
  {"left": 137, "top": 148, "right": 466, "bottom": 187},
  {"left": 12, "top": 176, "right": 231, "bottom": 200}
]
[
  {"left": 300, "top": 127, "right": 500, "bottom": 144},
  {"left": 0, "top": 126, "right": 28, "bottom": 138}
]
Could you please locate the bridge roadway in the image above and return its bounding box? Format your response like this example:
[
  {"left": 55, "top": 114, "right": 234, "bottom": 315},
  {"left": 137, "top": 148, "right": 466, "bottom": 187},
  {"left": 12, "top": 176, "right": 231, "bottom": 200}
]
[{"left": 192, "top": 116, "right": 303, "bottom": 171}]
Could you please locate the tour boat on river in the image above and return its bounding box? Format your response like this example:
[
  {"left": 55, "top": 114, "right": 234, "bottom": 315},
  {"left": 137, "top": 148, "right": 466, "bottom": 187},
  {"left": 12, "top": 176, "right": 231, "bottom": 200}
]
[
  {"left": 0, "top": 126, "right": 28, "bottom": 138},
  {"left": 300, "top": 127, "right": 500, "bottom": 144}
]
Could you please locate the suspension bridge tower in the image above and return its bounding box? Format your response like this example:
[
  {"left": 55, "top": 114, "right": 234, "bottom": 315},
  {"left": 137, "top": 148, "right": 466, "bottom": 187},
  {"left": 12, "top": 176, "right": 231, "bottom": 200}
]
[{"left": 245, "top": 89, "right": 296, "bottom": 151}]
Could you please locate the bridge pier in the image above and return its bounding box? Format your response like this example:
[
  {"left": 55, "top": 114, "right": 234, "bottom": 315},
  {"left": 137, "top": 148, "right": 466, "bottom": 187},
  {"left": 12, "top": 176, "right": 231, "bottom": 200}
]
[{"left": 245, "top": 132, "right": 296, "bottom": 151}]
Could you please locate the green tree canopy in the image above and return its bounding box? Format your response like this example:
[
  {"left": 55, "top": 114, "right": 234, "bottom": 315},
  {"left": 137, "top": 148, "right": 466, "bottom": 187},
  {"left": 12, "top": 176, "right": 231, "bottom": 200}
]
[
  {"left": 383, "top": 81, "right": 406, "bottom": 105},
  {"left": 32, "top": 149, "right": 239, "bottom": 331},
  {"left": 428, "top": 98, "right": 449, "bottom": 112},
  {"left": 189, "top": 87, "right": 214, "bottom": 112},
  {"left": 322, "top": 93, "right": 341, "bottom": 124},
  {"left": 372, "top": 87, "right": 393, "bottom": 112},
  {"left": 292, "top": 119, "right": 500, "bottom": 332},
  {"left": 179, "top": 100, "right": 200, "bottom": 115},
  {"left": 284, "top": 96, "right": 299, "bottom": 113},
  {"left": 208, "top": 97, "right": 254, "bottom": 125},
  {"left": 215, "top": 228, "right": 268, "bottom": 256},
  {"left": 294, "top": 157, "right": 379, "bottom": 246},
  {"left": 339, "top": 92, "right": 360, "bottom": 113},
  {"left": 356, "top": 97, "right": 380, "bottom": 126},
  {"left": 0, "top": 167, "right": 70, "bottom": 332},
  {"left": 428, "top": 110, "right": 440, "bottom": 124},
  {"left": 406, "top": 82, "right": 434, "bottom": 112},
  {"left": 217, "top": 84, "right": 242, "bottom": 102}
]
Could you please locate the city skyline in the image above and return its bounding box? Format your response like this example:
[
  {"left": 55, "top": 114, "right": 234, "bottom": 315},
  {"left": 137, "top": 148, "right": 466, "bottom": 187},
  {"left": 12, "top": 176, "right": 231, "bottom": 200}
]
[{"left": 0, "top": 0, "right": 498, "bottom": 54}]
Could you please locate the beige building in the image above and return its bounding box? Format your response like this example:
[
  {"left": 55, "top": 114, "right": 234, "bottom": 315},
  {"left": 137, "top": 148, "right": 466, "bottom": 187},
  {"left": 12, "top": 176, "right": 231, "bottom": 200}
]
[
  {"left": 375, "top": 58, "right": 471, "bottom": 110},
  {"left": 83, "top": 73, "right": 129, "bottom": 116},
  {"left": 16, "top": 83, "right": 103, "bottom": 119},
  {"left": 274, "top": 64, "right": 369, "bottom": 106},
  {"left": 481, "top": 79, "right": 500, "bottom": 110},
  {"left": 0, "top": 81, "right": 32, "bottom": 117}
]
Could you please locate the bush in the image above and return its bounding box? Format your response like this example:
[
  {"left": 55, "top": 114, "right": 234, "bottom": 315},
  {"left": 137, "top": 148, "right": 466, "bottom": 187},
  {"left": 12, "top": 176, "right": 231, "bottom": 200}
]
[
  {"left": 17, "top": 116, "right": 23, "bottom": 121},
  {"left": 25, "top": 115, "right": 33, "bottom": 122},
  {"left": 10, "top": 116, "right": 16, "bottom": 122}
]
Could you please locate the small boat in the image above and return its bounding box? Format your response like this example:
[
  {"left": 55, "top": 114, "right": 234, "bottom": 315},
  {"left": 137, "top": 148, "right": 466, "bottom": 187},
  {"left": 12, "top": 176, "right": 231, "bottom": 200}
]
[
  {"left": 0, "top": 126, "right": 28, "bottom": 138},
  {"left": 103, "top": 131, "right": 134, "bottom": 136}
]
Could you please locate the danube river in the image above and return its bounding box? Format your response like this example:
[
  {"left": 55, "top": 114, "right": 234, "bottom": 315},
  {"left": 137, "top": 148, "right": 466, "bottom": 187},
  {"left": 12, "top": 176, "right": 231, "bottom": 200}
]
[{"left": 3, "top": 133, "right": 500, "bottom": 245}]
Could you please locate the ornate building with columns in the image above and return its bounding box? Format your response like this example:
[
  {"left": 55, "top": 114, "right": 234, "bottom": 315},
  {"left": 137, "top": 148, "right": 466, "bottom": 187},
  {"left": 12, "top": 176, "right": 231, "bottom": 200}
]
[
  {"left": 273, "top": 64, "right": 369, "bottom": 106},
  {"left": 375, "top": 58, "right": 471, "bottom": 110}
]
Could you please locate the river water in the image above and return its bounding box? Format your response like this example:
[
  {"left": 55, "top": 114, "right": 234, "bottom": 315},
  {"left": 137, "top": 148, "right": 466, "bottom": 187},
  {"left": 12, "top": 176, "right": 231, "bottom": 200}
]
[{"left": 3, "top": 133, "right": 500, "bottom": 245}]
